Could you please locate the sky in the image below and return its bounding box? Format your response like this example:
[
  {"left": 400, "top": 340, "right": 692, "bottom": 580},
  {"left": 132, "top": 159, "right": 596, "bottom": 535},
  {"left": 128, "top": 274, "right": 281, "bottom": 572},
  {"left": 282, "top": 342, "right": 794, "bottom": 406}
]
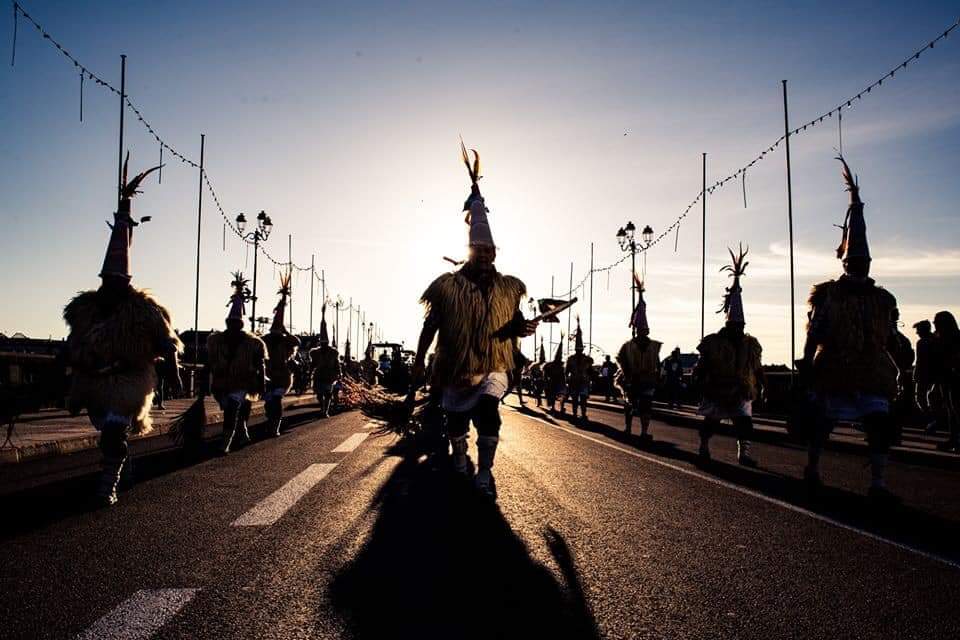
[{"left": 1, "top": 0, "right": 958, "bottom": 365}]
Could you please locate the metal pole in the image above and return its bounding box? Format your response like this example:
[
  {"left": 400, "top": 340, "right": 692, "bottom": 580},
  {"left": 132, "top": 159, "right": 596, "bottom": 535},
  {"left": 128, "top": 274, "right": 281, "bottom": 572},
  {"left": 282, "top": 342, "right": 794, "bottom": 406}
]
[
  {"left": 335, "top": 303, "right": 340, "bottom": 352},
  {"left": 631, "top": 242, "right": 637, "bottom": 338},
  {"left": 309, "top": 255, "right": 315, "bottom": 335},
  {"left": 321, "top": 269, "right": 326, "bottom": 309},
  {"left": 348, "top": 297, "right": 353, "bottom": 358},
  {"left": 193, "top": 134, "right": 205, "bottom": 369},
  {"left": 117, "top": 55, "right": 126, "bottom": 212},
  {"left": 550, "top": 276, "right": 554, "bottom": 355},
  {"left": 589, "top": 243, "right": 594, "bottom": 355},
  {"left": 287, "top": 234, "right": 293, "bottom": 334},
  {"left": 567, "top": 263, "right": 573, "bottom": 358},
  {"left": 701, "top": 152, "right": 707, "bottom": 340},
  {"left": 250, "top": 233, "right": 260, "bottom": 333},
  {"left": 782, "top": 80, "right": 797, "bottom": 379}
]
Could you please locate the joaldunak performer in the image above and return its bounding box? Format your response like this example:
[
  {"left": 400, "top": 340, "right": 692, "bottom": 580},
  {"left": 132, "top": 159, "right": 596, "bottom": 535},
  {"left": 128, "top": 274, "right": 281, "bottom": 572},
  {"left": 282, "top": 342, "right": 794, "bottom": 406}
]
[
  {"left": 410, "top": 143, "right": 537, "bottom": 499},
  {"left": 529, "top": 340, "right": 546, "bottom": 407},
  {"left": 616, "top": 277, "right": 662, "bottom": 440},
  {"left": 801, "top": 157, "right": 904, "bottom": 504},
  {"left": 565, "top": 318, "right": 594, "bottom": 421},
  {"left": 543, "top": 335, "right": 566, "bottom": 413},
  {"left": 207, "top": 273, "right": 267, "bottom": 454},
  {"left": 694, "top": 245, "right": 764, "bottom": 467},
  {"left": 262, "top": 271, "right": 300, "bottom": 437},
  {"left": 310, "top": 304, "right": 341, "bottom": 417},
  {"left": 64, "top": 156, "right": 182, "bottom": 506}
]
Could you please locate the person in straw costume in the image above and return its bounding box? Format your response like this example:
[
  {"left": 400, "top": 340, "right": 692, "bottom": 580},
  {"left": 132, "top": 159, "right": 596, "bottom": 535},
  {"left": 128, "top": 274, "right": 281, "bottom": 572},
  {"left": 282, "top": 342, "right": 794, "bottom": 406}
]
[
  {"left": 261, "top": 270, "right": 301, "bottom": 437},
  {"left": 207, "top": 273, "right": 267, "bottom": 454},
  {"left": 529, "top": 340, "right": 547, "bottom": 407},
  {"left": 801, "top": 157, "right": 906, "bottom": 503},
  {"left": 693, "top": 244, "right": 765, "bottom": 467},
  {"left": 565, "top": 318, "right": 594, "bottom": 422},
  {"left": 64, "top": 156, "right": 181, "bottom": 506},
  {"left": 310, "top": 304, "right": 342, "bottom": 417},
  {"left": 616, "top": 277, "right": 662, "bottom": 440},
  {"left": 409, "top": 142, "right": 537, "bottom": 499},
  {"left": 543, "top": 336, "right": 567, "bottom": 414}
]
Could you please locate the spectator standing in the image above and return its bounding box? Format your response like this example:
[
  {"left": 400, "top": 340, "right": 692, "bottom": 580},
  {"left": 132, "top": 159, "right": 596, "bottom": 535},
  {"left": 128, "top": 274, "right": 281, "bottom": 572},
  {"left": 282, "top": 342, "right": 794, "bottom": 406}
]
[{"left": 600, "top": 355, "right": 618, "bottom": 402}]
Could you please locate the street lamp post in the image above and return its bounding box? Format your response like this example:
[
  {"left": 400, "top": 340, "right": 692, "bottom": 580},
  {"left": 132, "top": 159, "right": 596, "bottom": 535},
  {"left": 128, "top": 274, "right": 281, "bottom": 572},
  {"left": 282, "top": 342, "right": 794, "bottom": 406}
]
[
  {"left": 641, "top": 225, "right": 654, "bottom": 279},
  {"left": 236, "top": 210, "right": 273, "bottom": 333},
  {"left": 617, "top": 221, "right": 637, "bottom": 336}
]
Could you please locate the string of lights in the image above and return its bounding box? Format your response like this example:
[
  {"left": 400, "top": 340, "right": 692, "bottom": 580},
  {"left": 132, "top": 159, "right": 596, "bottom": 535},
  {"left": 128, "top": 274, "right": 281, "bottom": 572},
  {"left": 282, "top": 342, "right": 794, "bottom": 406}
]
[{"left": 552, "top": 14, "right": 959, "bottom": 299}]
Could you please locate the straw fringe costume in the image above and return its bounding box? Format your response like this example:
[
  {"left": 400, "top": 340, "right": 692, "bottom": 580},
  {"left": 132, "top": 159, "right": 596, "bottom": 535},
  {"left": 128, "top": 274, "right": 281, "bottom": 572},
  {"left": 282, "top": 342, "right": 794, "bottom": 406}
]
[
  {"left": 616, "top": 278, "right": 661, "bottom": 437},
  {"left": 262, "top": 272, "right": 300, "bottom": 436},
  {"left": 694, "top": 245, "right": 763, "bottom": 466},
  {"left": 543, "top": 338, "right": 567, "bottom": 413},
  {"left": 208, "top": 273, "right": 267, "bottom": 453},
  {"left": 803, "top": 157, "right": 903, "bottom": 501},
  {"left": 310, "top": 304, "right": 340, "bottom": 417},
  {"left": 409, "top": 142, "right": 531, "bottom": 499},
  {"left": 64, "top": 156, "right": 179, "bottom": 505}
]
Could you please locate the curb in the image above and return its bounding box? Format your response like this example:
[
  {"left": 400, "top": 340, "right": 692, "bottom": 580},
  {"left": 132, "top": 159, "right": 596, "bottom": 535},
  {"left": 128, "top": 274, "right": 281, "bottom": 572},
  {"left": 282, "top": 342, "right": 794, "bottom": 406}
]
[
  {"left": 0, "top": 394, "right": 318, "bottom": 496},
  {"left": 582, "top": 398, "right": 960, "bottom": 471}
]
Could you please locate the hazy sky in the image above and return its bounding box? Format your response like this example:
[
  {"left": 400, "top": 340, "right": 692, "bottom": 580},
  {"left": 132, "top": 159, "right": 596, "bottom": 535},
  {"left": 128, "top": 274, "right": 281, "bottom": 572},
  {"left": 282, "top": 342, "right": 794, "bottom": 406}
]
[{"left": 2, "top": 0, "right": 958, "bottom": 364}]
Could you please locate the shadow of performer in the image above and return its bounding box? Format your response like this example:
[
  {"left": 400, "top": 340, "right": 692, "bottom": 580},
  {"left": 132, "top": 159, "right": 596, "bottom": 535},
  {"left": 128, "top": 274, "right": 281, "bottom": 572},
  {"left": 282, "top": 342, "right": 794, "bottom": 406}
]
[{"left": 329, "top": 450, "right": 601, "bottom": 640}]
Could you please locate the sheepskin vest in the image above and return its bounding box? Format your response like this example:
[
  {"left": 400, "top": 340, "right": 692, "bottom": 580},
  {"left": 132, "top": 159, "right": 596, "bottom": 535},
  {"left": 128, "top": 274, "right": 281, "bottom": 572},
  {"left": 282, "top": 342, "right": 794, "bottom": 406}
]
[
  {"left": 617, "top": 338, "right": 662, "bottom": 387},
  {"left": 207, "top": 330, "right": 267, "bottom": 397},
  {"left": 808, "top": 278, "right": 898, "bottom": 399},
  {"left": 697, "top": 329, "right": 763, "bottom": 404},
  {"left": 64, "top": 287, "right": 182, "bottom": 434},
  {"left": 310, "top": 346, "right": 341, "bottom": 385},
  {"left": 421, "top": 267, "right": 526, "bottom": 387},
  {"left": 263, "top": 331, "right": 300, "bottom": 392},
  {"left": 565, "top": 353, "right": 594, "bottom": 388}
]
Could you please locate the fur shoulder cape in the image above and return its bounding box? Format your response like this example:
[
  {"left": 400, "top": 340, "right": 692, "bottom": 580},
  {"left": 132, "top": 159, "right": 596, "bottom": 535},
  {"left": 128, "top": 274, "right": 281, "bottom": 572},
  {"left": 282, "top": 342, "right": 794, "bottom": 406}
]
[
  {"left": 696, "top": 331, "right": 763, "bottom": 403},
  {"left": 420, "top": 269, "right": 526, "bottom": 386},
  {"left": 263, "top": 332, "right": 300, "bottom": 392},
  {"left": 310, "top": 346, "right": 342, "bottom": 384},
  {"left": 207, "top": 331, "right": 267, "bottom": 397},
  {"left": 617, "top": 338, "right": 662, "bottom": 386},
  {"left": 807, "top": 278, "right": 898, "bottom": 398},
  {"left": 63, "top": 287, "right": 182, "bottom": 434}
]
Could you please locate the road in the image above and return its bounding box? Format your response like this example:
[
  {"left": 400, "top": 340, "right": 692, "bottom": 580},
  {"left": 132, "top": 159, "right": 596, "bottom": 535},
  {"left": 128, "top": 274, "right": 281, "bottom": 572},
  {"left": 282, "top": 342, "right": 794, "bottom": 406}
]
[{"left": 1, "top": 400, "right": 959, "bottom": 639}]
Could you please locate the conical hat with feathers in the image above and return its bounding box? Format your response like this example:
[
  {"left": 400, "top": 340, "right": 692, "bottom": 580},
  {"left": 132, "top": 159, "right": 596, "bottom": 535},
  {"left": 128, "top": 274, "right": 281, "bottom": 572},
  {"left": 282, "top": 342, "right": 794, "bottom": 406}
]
[
  {"left": 630, "top": 273, "right": 649, "bottom": 332},
  {"left": 574, "top": 316, "right": 584, "bottom": 353},
  {"left": 835, "top": 156, "right": 870, "bottom": 261},
  {"left": 100, "top": 152, "right": 162, "bottom": 279},
  {"left": 553, "top": 333, "right": 565, "bottom": 363},
  {"left": 719, "top": 244, "right": 748, "bottom": 324},
  {"left": 270, "top": 270, "right": 292, "bottom": 333},
  {"left": 460, "top": 139, "right": 495, "bottom": 248},
  {"left": 227, "top": 271, "right": 250, "bottom": 323},
  {"left": 539, "top": 339, "right": 546, "bottom": 364},
  {"left": 319, "top": 303, "right": 330, "bottom": 345}
]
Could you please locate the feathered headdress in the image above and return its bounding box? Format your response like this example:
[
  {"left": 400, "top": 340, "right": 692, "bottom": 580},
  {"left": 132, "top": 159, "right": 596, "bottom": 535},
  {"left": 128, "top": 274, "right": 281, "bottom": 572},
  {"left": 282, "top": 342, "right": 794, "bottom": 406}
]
[
  {"left": 460, "top": 138, "right": 494, "bottom": 248},
  {"left": 553, "top": 333, "right": 565, "bottom": 363},
  {"left": 539, "top": 338, "right": 546, "bottom": 365},
  {"left": 100, "top": 152, "right": 162, "bottom": 279},
  {"left": 629, "top": 272, "right": 649, "bottom": 332},
  {"left": 270, "top": 270, "right": 292, "bottom": 333},
  {"left": 835, "top": 155, "right": 870, "bottom": 261},
  {"left": 227, "top": 271, "right": 251, "bottom": 323},
  {"left": 719, "top": 244, "right": 748, "bottom": 324},
  {"left": 574, "top": 316, "right": 584, "bottom": 353}
]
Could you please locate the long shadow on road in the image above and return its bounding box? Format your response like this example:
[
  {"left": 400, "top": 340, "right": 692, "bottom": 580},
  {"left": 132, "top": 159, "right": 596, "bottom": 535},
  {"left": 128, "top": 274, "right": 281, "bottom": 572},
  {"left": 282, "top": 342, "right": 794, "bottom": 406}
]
[
  {"left": 524, "top": 405, "right": 960, "bottom": 565},
  {"left": 328, "top": 444, "right": 601, "bottom": 640}
]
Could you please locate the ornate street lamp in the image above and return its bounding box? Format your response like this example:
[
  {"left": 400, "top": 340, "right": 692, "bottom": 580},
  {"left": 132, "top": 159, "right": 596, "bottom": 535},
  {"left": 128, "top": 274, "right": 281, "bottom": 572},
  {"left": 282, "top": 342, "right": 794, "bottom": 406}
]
[{"left": 236, "top": 210, "right": 273, "bottom": 332}]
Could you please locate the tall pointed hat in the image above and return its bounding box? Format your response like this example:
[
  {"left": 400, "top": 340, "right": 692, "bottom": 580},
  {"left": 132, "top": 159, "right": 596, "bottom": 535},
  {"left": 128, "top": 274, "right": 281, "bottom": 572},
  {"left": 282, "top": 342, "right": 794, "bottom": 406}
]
[
  {"left": 227, "top": 271, "right": 250, "bottom": 323},
  {"left": 630, "top": 273, "right": 649, "bottom": 332},
  {"left": 553, "top": 333, "right": 565, "bottom": 363},
  {"left": 270, "top": 270, "right": 292, "bottom": 333},
  {"left": 720, "top": 244, "right": 748, "bottom": 324},
  {"left": 344, "top": 338, "right": 352, "bottom": 361},
  {"left": 100, "top": 153, "right": 162, "bottom": 280},
  {"left": 539, "top": 339, "right": 546, "bottom": 365},
  {"left": 574, "top": 316, "right": 584, "bottom": 352},
  {"left": 460, "top": 139, "right": 495, "bottom": 248},
  {"left": 835, "top": 156, "right": 870, "bottom": 261},
  {"left": 319, "top": 303, "right": 330, "bottom": 346}
]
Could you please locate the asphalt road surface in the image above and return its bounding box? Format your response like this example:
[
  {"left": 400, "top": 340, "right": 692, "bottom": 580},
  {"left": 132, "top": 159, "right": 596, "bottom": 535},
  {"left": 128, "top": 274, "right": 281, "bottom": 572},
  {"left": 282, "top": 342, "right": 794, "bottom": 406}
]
[{"left": 2, "top": 400, "right": 959, "bottom": 639}]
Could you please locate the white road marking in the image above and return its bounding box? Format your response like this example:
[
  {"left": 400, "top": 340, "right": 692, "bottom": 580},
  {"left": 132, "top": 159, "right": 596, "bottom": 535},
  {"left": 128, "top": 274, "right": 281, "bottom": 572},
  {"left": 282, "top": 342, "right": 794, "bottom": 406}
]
[
  {"left": 513, "top": 409, "right": 960, "bottom": 571},
  {"left": 332, "top": 432, "right": 369, "bottom": 453},
  {"left": 232, "top": 463, "right": 338, "bottom": 526},
  {"left": 76, "top": 588, "right": 199, "bottom": 640}
]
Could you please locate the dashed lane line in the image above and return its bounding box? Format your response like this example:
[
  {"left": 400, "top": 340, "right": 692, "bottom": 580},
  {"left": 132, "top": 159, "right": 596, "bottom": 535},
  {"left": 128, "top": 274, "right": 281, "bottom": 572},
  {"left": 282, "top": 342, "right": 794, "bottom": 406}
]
[
  {"left": 332, "top": 432, "right": 369, "bottom": 453},
  {"left": 232, "top": 463, "right": 338, "bottom": 527},
  {"left": 511, "top": 409, "right": 960, "bottom": 572},
  {"left": 76, "top": 588, "right": 199, "bottom": 640}
]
